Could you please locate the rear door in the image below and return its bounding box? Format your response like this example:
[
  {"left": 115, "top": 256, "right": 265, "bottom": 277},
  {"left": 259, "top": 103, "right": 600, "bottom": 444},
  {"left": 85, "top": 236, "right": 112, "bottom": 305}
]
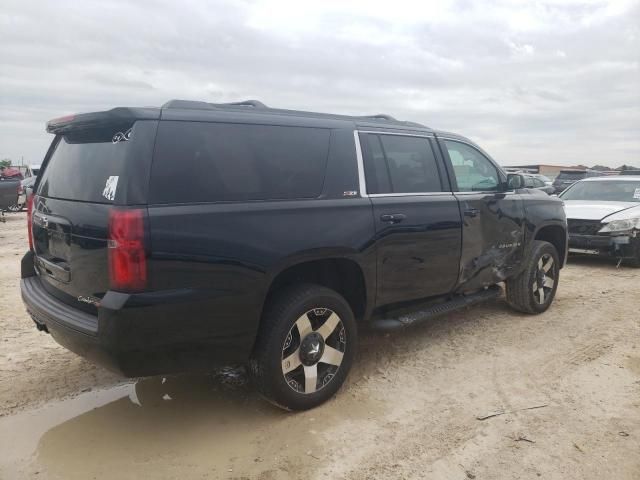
[
  {"left": 359, "top": 132, "right": 462, "bottom": 306},
  {"left": 32, "top": 120, "right": 157, "bottom": 311},
  {"left": 437, "top": 137, "right": 525, "bottom": 290}
]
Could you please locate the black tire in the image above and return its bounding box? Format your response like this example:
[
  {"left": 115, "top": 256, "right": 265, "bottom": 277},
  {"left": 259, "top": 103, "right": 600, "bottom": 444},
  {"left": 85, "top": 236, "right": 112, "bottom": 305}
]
[
  {"left": 626, "top": 247, "right": 640, "bottom": 268},
  {"left": 506, "top": 240, "right": 560, "bottom": 314},
  {"left": 249, "top": 284, "right": 357, "bottom": 411}
]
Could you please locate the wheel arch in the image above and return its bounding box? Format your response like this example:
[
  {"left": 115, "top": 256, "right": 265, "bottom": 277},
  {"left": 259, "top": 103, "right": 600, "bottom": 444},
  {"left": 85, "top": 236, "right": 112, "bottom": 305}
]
[
  {"left": 533, "top": 223, "right": 568, "bottom": 268},
  {"left": 262, "top": 257, "right": 370, "bottom": 325}
]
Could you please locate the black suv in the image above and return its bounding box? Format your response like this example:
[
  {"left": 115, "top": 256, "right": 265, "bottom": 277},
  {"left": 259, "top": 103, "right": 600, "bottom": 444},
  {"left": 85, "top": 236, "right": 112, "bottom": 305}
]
[{"left": 21, "top": 100, "right": 567, "bottom": 410}]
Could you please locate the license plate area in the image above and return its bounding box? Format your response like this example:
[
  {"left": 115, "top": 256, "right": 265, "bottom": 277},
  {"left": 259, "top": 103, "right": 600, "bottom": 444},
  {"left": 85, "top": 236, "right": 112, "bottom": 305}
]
[
  {"left": 36, "top": 256, "right": 71, "bottom": 282},
  {"left": 33, "top": 212, "right": 73, "bottom": 283}
]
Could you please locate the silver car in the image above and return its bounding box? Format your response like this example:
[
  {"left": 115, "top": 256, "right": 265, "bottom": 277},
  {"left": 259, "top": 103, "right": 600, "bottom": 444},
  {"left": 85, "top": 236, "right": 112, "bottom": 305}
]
[{"left": 560, "top": 176, "right": 640, "bottom": 266}]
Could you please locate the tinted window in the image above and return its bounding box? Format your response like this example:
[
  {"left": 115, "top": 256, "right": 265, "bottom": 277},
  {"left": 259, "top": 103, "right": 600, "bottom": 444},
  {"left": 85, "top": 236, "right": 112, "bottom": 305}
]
[
  {"left": 444, "top": 140, "right": 500, "bottom": 192},
  {"left": 150, "top": 122, "right": 330, "bottom": 203},
  {"left": 370, "top": 135, "right": 443, "bottom": 193},
  {"left": 361, "top": 134, "right": 392, "bottom": 194},
  {"left": 38, "top": 123, "right": 135, "bottom": 203},
  {"left": 556, "top": 172, "right": 586, "bottom": 181}
]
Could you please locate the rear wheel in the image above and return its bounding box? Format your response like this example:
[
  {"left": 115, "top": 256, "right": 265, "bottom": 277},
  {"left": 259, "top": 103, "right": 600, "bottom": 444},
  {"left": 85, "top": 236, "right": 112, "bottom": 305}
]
[
  {"left": 506, "top": 240, "right": 560, "bottom": 314},
  {"left": 7, "top": 203, "right": 24, "bottom": 212},
  {"left": 249, "top": 284, "right": 357, "bottom": 411}
]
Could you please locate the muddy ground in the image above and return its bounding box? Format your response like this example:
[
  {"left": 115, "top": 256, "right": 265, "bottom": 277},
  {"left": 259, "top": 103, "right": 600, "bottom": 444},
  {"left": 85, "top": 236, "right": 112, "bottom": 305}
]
[{"left": 0, "top": 211, "right": 638, "bottom": 480}]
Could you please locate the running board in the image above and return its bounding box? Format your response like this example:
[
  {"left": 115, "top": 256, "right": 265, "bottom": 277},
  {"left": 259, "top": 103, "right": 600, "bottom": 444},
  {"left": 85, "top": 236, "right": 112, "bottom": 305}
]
[{"left": 370, "top": 285, "right": 502, "bottom": 331}]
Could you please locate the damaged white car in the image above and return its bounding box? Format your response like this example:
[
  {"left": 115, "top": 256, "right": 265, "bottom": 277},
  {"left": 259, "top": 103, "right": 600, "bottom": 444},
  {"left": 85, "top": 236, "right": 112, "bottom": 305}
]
[{"left": 560, "top": 176, "right": 640, "bottom": 266}]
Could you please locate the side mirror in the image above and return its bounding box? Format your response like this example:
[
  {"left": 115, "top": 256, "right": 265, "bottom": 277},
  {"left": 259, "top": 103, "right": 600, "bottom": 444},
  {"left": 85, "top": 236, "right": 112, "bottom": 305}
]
[{"left": 506, "top": 173, "right": 525, "bottom": 190}]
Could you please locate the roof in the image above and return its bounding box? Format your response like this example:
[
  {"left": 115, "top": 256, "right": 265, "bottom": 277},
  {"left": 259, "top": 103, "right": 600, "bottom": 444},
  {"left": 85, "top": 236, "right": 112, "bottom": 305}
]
[
  {"left": 581, "top": 176, "right": 640, "bottom": 182},
  {"left": 160, "top": 99, "right": 431, "bottom": 131},
  {"left": 505, "top": 164, "right": 569, "bottom": 168},
  {"left": 47, "top": 99, "right": 443, "bottom": 136}
]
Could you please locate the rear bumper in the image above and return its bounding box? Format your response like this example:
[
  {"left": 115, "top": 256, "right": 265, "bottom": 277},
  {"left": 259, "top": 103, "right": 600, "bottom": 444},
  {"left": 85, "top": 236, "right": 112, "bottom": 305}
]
[
  {"left": 568, "top": 233, "right": 639, "bottom": 258},
  {"left": 21, "top": 258, "right": 257, "bottom": 377}
]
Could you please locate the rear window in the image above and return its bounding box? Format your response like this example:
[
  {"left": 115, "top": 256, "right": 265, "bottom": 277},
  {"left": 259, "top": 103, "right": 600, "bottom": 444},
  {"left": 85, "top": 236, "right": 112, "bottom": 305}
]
[
  {"left": 37, "top": 123, "right": 135, "bottom": 203},
  {"left": 149, "top": 122, "right": 330, "bottom": 204},
  {"left": 557, "top": 172, "right": 586, "bottom": 181}
]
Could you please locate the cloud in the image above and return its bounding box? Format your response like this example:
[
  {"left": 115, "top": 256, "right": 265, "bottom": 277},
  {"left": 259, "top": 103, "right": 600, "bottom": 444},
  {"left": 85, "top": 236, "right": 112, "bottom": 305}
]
[{"left": 0, "top": 0, "right": 638, "bottom": 167}]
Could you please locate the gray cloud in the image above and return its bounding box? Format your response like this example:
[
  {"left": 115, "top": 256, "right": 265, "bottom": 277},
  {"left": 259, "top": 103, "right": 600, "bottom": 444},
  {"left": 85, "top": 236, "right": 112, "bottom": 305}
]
[{"left": 0, "top": 0, "right": 638, "bottom": 167}]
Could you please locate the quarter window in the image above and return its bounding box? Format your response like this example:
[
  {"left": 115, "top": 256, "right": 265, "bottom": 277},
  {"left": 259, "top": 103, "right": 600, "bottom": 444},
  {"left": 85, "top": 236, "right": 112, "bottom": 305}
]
[
  {"left": 150, "top": 122, "right": 330, "bottom": 203},
  {"left": 444, "top": 140, "right": 500, "bottom": 192}
]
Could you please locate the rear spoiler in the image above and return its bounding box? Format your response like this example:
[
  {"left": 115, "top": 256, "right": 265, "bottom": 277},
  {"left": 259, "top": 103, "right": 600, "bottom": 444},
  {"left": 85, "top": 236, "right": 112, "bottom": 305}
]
[{"left": 46, "top": 107, "right": 161, "bottom": 134}]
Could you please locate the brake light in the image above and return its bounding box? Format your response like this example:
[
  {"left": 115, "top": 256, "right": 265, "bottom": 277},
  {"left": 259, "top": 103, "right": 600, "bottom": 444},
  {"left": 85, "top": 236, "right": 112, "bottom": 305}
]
[
  {"left": 108, "top": 209, "right": 147, "bottom": 291},
  {"left": 27, "top": 195, "right": 34, "bottom": 251}
]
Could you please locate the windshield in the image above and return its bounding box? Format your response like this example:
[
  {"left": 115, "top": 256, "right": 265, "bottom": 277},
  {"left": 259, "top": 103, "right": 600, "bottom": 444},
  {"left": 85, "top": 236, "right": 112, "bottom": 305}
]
[{"left": 560, "top": 180, "right": 640, "bottom": 202}]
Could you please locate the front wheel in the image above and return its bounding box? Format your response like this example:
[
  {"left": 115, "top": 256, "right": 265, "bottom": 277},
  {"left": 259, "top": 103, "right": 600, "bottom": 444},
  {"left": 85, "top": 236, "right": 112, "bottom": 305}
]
[
  {"left": 249, "top": 284, "right": 357, "bottom": 411},
  {"left": 506, "top": 240, "right": 560, "bottom": 314}
]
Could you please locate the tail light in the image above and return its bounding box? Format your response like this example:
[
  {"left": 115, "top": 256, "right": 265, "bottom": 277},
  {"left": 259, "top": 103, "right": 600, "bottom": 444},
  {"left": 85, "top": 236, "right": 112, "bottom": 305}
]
[
  {"left": 27, "top": 195, "right": 34, "bottom": 251},
  {"left": 108, "top": 209, "right": 147, "bottom": 291}
]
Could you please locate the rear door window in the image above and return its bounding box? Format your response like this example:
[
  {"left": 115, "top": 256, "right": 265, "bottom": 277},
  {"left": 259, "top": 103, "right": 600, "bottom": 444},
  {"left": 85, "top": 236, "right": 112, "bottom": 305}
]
[
  {"left": 37, "top": 123, "right": 136, "bottom": 203},
  {"left": 150, "top": 122, "right": 330, "bottom": 203},
  {"left": 360, "top": 134, "right": 392, "bottom": 194},
  {"left": 361, "top": 134, "right": 443, "bottom": 194}
]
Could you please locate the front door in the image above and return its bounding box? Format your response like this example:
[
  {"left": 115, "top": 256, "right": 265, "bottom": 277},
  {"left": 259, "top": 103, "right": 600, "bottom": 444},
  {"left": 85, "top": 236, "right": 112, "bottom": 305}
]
[
  {"left": 438, "top": 137, "right": 525, "bottom": 290},
  {"left": 359, "top": 132, "right": 462, "bottom": 306}
]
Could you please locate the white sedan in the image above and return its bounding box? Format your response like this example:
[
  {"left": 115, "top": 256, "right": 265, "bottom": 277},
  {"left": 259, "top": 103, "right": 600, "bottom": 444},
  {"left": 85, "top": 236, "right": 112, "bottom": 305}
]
[{"left": 560, "top": 176, "right": 640, "bottom": 267}]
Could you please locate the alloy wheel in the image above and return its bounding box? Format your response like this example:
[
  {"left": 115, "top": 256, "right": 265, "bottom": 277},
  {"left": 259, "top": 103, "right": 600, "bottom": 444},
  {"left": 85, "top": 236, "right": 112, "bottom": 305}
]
[
  {"left": 281, "top": 308, "right": 346, "bottom": 394},
  {"left": 533, "top": 254, "right": 555, "bottom": 305}
]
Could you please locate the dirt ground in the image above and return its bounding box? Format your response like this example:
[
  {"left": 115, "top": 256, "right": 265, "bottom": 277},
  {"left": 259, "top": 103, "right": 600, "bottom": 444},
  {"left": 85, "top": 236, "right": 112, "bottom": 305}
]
[{"left": 0, "top": 211, "right": 638, "bottom": 480}]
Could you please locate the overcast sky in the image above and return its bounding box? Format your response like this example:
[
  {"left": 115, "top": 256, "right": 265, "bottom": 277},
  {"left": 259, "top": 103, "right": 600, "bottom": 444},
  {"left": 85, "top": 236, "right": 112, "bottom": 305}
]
[{"left": 1, "top": 0, "right": 639, "bottom": 167}]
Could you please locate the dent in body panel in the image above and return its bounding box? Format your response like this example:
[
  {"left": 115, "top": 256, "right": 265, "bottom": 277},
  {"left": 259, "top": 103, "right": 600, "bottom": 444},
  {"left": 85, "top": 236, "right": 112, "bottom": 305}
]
[
  {"left": 455, "top": 193, "right": 525, "bottom": 291},
  {"left": 522, "top": 196, "right": 568, "bottom": 267}
]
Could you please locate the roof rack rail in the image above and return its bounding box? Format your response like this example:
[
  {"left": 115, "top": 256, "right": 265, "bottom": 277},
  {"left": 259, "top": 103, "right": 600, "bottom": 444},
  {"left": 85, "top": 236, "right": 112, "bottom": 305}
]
[
  {"left": 364, "top": 114, "right": 397, "bottom": 121},
  {"left": 219, "top": 100, "right": 267, "bottom": 108},
  {"left": 162, "top": 99, "right": 268, "bottom": 110},
  {"left": 160, "top": 100, "right": 429, "bottom": 128}
]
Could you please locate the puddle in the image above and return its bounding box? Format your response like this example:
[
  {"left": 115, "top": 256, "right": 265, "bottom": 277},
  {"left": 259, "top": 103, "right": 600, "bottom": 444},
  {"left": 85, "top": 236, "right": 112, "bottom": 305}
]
[{"left": 0, "top": 368, "right": 379, "bottom": 479}]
